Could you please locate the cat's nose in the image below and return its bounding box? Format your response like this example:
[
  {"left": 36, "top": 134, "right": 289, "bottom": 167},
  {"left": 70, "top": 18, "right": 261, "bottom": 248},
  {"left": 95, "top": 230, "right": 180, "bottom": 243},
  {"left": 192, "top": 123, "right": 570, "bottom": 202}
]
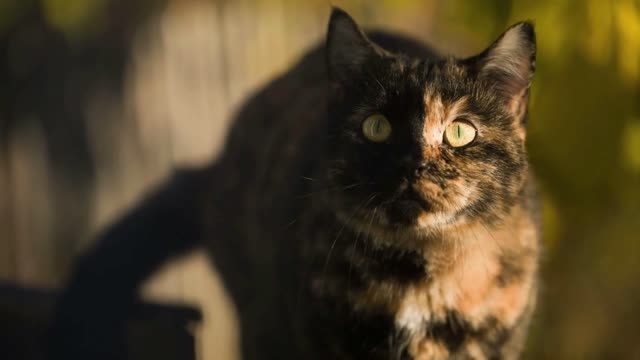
[{"left": 413, "top": 162, "right": 436, "bottom": 178}]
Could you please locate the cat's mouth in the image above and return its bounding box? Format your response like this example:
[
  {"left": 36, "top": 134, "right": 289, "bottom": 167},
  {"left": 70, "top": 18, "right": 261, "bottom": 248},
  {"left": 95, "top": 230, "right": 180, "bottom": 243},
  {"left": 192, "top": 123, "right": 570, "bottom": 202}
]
[
  {"left": 384, "top": 187, "right": 433, "bottom": 225},
  {"left": 396, "top": 189, "right": 432, "bottom": 211}
]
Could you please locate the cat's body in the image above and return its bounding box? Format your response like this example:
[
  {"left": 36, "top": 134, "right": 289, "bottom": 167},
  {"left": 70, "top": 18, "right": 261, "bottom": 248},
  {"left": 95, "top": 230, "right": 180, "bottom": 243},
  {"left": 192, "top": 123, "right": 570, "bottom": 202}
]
[{"left": 52, "top": 9, "right": 540, "bottom": 360}]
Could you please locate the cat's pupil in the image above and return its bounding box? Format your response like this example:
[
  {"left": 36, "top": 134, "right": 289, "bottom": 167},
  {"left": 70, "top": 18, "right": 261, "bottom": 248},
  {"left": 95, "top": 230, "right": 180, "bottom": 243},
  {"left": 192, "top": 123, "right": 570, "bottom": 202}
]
[{"left": 457, "top": 124, "right": 461, "bottom": 138}]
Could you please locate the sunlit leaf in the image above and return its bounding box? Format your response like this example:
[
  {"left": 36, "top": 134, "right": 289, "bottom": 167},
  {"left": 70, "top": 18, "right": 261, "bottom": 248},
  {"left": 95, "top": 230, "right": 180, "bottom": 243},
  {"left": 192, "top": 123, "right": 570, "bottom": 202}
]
[{"left": 614, "top": 0, "right": 640, "bottom": 84}]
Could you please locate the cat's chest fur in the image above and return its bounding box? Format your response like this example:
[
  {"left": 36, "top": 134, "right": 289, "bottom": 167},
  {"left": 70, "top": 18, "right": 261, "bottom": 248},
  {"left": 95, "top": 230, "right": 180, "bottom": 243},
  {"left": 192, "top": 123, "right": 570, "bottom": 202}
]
[
  {"left": 310, "top": 205, "right": 539, "bottom": 359},
  {"left": 393, "top": 240, "right": 536, "bottom": 359}
]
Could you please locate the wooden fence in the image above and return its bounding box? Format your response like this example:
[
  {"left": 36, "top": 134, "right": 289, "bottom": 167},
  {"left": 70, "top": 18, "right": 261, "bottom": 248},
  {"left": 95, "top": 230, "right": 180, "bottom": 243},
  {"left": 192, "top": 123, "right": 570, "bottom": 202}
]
[{"left": 0, "top": 1, "right": 458, "bottom": 358}]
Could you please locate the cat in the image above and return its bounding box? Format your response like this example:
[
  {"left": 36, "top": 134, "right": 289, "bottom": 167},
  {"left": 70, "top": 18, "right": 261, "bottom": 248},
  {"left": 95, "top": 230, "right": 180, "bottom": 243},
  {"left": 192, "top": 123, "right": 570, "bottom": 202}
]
[{"left": 51, "top": 8, "right": 540, "bottom": 360}]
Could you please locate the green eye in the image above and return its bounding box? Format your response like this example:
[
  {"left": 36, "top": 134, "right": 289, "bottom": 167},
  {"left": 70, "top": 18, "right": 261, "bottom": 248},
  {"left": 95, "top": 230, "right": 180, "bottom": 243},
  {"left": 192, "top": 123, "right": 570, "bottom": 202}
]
[
  {"left": 444, "top": 120, "right": 477, "bottom": 147},
  {"left": 362, "top": 114, "right": 392, "bottom": 142}
]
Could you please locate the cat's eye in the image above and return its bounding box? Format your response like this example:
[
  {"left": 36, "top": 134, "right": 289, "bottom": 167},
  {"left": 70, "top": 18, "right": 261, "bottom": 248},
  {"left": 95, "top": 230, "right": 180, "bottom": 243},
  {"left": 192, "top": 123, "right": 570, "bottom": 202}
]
[
  {"left": 444, "top": 120, "right": 477, "bottom": 148},
  {"left": 362, "top": 114, "right": 392, "bottom": 142}
]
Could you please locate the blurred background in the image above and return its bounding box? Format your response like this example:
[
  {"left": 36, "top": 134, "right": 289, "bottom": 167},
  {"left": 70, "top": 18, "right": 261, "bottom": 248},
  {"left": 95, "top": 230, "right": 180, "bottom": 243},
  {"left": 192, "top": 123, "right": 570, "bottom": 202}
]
[{"left": 0, "top": 0, "right": 638, "bottom": 359}]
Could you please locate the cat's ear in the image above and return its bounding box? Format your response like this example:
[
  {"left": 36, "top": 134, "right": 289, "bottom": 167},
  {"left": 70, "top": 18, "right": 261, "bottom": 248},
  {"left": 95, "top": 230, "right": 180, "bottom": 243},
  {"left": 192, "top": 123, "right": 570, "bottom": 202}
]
[
  {"left": 326, "top": 8, "right": 380, "bottom": 84},
  {"left": 473, "top": 22, "right": 536, "bottom": 121}
]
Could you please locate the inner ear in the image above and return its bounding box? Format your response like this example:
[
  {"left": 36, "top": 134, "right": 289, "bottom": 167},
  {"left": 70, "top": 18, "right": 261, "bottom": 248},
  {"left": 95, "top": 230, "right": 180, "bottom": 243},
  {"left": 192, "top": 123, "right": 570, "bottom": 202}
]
[
  {"left": 471, "top": 22, "right": 536, "bottom": 121},
  {"left": 326, "top": 8, "right": 382, "bottom": 84}
]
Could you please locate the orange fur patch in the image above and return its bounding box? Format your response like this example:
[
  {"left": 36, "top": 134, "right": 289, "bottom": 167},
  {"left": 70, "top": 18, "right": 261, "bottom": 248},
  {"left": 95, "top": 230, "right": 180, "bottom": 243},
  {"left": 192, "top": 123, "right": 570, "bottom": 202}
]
[
  {"left": 422, "top": 93, "right": 468, "bottom": 149},
  {"left": 395, "top": 204, "right": 539, "bottom": 353},
  {"left": 410, "top": 339, "right": 450, "bottom": 360}
]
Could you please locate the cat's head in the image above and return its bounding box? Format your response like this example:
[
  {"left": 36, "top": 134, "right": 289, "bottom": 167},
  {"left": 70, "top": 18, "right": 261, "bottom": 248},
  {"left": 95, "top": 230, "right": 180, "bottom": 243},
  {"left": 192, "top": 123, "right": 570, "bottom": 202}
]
[{"left": 325, "top": 8, "right": 535, "bottom": 241}]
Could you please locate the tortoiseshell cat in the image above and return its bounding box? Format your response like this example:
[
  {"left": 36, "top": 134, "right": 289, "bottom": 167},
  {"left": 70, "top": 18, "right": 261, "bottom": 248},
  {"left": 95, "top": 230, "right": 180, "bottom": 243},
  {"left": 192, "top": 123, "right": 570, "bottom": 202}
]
[{"left": 52, "top": 8, "right": 540, "bottom": 360}]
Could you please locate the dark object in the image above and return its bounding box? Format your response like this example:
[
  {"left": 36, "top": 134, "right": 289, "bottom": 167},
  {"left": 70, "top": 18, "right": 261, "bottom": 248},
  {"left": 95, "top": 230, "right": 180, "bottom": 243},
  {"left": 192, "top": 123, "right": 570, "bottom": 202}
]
[{"left": 0, "top": 282, "right": 201, "bottom": 360}]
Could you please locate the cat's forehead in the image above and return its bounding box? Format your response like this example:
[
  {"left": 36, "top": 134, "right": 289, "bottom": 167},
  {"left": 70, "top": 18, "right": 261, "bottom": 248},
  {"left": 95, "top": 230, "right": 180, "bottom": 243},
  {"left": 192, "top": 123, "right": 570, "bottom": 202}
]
[
  {"left": 392, "top": 57, "right": 475, "bottom": 146},
  {"left": 391, "top": 56, "right": 471, "bottom": 97},
  {"left": 422, "top": 90, "right": 469, "bottom": 146},
  {"left": 423, "top": 59, "right": 469, "bottom": 91}
]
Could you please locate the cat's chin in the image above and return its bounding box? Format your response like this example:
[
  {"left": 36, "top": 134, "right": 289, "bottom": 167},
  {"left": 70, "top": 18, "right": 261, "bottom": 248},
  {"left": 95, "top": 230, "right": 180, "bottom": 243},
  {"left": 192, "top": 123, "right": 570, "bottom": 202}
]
[
  {"left": 346, "top": 204, "right": 453, "bottom": 234},
  {"left": 334, "top": 191, "right": 459, "bottom": 246},
  {"left": 414, "top": 210, "right": 458, "bottom": 230},
  {"left": 384, "top": 200, "right": 426, "bottom": 226}
]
